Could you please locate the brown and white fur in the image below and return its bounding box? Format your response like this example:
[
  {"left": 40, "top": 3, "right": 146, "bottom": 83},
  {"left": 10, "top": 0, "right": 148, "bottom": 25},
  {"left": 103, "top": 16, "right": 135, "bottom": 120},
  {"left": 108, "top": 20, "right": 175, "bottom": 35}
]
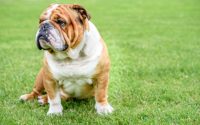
[{"left": 20, "top": 4, "right": 113, "bottom": 115}]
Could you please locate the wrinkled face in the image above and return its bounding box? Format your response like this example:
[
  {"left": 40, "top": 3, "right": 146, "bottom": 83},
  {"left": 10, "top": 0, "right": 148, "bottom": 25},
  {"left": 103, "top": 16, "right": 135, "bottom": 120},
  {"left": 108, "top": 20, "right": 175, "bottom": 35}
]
[{"left": 36, "top": 4, "right": 90, "bottom": 52}]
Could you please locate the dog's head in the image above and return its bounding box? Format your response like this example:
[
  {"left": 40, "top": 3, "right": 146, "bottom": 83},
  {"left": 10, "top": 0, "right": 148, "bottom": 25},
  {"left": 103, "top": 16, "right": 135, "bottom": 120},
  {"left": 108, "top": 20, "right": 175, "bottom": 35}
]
[{"left": 36, "top": 4, "right": 91, "bottom": 52}]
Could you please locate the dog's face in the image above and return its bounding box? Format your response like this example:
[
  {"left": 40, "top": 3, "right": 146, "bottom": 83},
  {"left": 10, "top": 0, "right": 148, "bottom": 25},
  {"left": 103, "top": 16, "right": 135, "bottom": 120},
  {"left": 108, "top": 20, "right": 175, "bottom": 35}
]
[{"left": 36, "top": 4, "right": 90, "bottom": 52}]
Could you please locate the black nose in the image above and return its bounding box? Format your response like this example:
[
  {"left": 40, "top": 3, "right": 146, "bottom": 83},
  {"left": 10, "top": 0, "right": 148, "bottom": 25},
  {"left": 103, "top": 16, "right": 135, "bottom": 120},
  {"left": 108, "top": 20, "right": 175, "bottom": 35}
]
[
  {"left": 38, "top": 23, "right": 52, "bottom": 42},
  {"left": 41, "top": 23, "right": 51, "bottom": 31}
]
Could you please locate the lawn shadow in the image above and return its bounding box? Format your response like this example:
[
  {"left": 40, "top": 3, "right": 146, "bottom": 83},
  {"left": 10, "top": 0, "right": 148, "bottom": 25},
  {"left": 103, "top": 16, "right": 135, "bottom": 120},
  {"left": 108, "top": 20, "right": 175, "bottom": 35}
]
[{"left": 62, "top": 98, "right": 94, "bottom": 110}]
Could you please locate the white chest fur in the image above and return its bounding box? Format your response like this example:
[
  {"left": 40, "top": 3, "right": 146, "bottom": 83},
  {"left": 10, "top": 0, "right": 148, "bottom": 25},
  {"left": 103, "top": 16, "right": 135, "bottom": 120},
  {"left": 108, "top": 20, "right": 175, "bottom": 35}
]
[
  {"left": 46, "top": 52, "right": 101, "bottom": 80},
  {"left": 45, "top": 22, "right": 102, "bottom": 96}
]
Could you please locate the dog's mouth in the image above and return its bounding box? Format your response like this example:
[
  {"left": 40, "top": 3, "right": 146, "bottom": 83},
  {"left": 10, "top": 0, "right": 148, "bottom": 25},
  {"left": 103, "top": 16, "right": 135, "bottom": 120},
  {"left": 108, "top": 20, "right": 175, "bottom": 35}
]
[
  {"left": 37, "top": 38, "right": 68, "bottom": 52},
  {"left": 36, "top": 23, "right": 68, "bottom": 51},
  {"left": 36, "top": 33, "right": 51, "bottom": 50}
]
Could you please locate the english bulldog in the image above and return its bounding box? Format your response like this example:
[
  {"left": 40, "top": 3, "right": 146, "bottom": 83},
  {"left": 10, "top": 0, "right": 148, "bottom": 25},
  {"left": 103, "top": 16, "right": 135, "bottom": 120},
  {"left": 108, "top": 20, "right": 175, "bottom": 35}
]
[{"left": 20, "top": 4, "right": 113, "bottom": 115}]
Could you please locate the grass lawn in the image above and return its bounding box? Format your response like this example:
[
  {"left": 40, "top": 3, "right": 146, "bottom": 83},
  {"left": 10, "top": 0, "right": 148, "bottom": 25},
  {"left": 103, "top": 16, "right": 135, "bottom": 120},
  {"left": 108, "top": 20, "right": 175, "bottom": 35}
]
[{"left": 0, "top": 0, "right": 200, "bottom": 124}]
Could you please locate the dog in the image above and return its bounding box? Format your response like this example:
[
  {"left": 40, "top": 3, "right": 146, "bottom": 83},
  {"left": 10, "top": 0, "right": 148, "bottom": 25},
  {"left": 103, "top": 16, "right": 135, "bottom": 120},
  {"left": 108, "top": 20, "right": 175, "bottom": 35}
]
[{"left": 20, "top": 4, "right": 113, "bottom": 115}]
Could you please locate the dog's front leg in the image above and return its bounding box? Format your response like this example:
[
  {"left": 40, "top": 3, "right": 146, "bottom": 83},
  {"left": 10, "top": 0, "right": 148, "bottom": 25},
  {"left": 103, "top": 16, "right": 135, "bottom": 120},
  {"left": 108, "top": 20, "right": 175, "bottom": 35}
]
[
  {"left": 94, "top": 72, "right": 113, "bottom": 115},
  {"left": 43, "top": 72, "right": 63, "bottom": 115}
]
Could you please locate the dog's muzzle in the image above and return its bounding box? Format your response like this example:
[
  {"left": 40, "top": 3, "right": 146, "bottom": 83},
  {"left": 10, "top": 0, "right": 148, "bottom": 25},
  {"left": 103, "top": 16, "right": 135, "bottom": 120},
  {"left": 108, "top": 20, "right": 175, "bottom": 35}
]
[{"left": 36, "top": 23, "right": 52, "bottom": 50}]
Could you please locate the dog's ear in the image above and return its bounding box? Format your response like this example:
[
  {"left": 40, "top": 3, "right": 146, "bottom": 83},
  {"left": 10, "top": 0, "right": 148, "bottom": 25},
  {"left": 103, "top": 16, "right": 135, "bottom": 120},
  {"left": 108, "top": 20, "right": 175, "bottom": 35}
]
[{"left": 71, "top": 4, "right": 91, "bottom": 20}]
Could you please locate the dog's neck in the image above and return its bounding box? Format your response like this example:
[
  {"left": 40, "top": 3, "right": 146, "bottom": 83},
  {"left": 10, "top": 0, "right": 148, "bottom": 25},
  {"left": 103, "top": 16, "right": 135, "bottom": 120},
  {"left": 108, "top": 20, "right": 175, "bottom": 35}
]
[{"left": 45, "top": 21, "right": 102, "bottom": 62}]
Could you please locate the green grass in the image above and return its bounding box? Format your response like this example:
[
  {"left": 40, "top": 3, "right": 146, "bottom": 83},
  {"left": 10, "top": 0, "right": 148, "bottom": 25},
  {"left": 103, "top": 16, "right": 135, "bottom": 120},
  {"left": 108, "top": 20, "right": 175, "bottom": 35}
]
[{"left": 0, "top": 0, "right": 200, "bottom": 124}]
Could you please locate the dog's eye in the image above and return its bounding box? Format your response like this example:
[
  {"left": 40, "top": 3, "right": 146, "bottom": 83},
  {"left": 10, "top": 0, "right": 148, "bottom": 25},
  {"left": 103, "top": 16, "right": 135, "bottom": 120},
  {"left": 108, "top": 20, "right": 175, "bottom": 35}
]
[{"left": 56, "top": 19, "right": 66, "bottom": 28}]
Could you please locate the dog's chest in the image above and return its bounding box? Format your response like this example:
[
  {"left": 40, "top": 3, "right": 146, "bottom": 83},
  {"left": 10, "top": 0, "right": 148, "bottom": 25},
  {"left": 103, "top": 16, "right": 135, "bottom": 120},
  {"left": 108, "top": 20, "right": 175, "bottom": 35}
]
[
  {"left": 46, "top": 56, "right": 98, "bottom": 97},
  {"left": 46, "top": 55, "right": 99, "bottom": 97},
  {"left": 47, "top": 56, "right": 99, "bottom": 80}
]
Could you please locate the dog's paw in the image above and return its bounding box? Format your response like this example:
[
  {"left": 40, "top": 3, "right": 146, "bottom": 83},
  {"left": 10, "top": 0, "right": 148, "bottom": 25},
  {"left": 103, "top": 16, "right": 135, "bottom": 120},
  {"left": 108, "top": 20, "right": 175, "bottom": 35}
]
[
  {"left": 95, "top": 102, "right": 114, "bottom": 115},
  {"left": 47, "top": 104, "right": 63, "bottom": 116},
  {"left": 19, "top": 93, "right": 35, "bottom": 101},
  {"left": 38, "top": 95, "right": 48, "bottom": 105},
  {"left": 19, "top": 94, "right": 29, "bottom": 101}
]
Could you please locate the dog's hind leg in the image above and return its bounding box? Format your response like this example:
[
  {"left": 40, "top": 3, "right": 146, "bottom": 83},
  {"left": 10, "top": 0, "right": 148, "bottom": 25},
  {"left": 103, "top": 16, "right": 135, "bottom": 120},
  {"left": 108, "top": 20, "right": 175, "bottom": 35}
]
[{"left": 20, "top": 68, "right": 45, "bottom": 101}]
